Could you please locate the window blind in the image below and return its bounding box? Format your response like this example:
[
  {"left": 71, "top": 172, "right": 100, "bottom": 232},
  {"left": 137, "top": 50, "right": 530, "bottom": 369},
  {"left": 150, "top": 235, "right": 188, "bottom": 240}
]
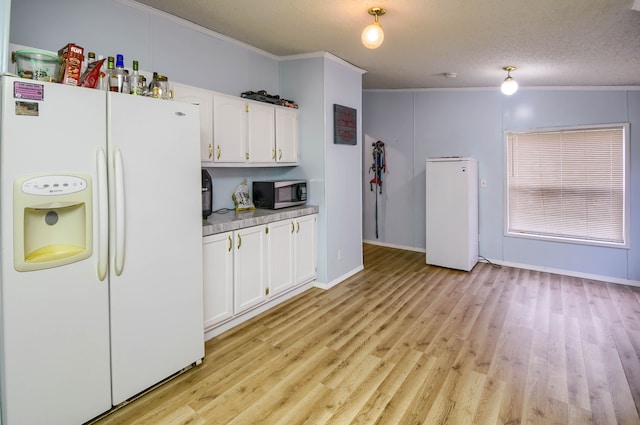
[{"left": 506, "top": 126, "right": 626, "bottom": 246}]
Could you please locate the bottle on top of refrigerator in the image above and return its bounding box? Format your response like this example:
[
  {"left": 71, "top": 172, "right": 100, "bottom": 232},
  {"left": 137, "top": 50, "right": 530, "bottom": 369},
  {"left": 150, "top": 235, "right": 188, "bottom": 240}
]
[
  {"left": 130, "top": 60, "right": 142, "bottom": 96},
  {"left": 105, "top": 56, "right": 115, "bottom": 91},
  {"left": 84, "top": 52, "right": 95, "bottom": 75},
  {"left": 109, "top": 54, "right": 125, "bottom": 92},
  {"left": 96, "top": 55, "right": 107, "bottom": 91},
  {"left": 122, "top": 70, "right": 130, "bottom": 94},
  {"left": 149, "top": 73, "right": 169, "bottom": 99},
  {"left": 140, "top": 75, "right": 148, "bottom": 96},
  {"left": 149, "top": 72, "right": 160, "bottom": 98}
]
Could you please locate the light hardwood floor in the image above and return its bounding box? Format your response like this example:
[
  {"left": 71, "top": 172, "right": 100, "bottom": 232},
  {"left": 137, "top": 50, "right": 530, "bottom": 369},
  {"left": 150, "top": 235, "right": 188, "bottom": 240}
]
[{"left": 94, "top": 244, "right": 640, "bottom": 425}]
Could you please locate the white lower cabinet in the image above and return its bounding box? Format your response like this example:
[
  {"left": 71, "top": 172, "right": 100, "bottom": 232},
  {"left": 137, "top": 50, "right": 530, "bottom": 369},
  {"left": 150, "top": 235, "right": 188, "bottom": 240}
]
[
  {"left": 267, "top": 214, "right": 317, "bottom": 296},
  {"left": 202, "top": 232, "right": 234, "bottom": 328},
  {"left": 294, "top": 214, "right": 317, "bottom": 284},
  {"left": 202, "top": 214, "right": 317, "bottom": 332},
  {"left": 267, "top": 219, "right": 296, "bottom": 297},
  {"left": 233, "top": 224, "right": 268, "bottom": 313}
]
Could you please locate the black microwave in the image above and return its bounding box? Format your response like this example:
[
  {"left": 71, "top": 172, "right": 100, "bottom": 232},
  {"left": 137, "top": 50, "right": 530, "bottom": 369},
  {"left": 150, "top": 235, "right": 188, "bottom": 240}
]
[{"left": 253, "top": 180, "right": 307, "bottom": 209}]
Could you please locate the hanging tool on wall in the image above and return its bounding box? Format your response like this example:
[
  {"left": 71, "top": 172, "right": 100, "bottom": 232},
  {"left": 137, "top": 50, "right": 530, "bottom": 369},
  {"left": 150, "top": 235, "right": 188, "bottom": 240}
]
[{"left": 369, "top": 140, "right": 386, "bottom": 238}]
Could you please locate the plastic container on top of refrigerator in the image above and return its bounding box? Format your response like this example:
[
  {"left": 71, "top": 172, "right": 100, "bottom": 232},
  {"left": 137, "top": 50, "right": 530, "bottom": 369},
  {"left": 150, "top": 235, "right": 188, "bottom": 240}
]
[{"left": 12, "top": 50, "right": 63, "bottom": 82}]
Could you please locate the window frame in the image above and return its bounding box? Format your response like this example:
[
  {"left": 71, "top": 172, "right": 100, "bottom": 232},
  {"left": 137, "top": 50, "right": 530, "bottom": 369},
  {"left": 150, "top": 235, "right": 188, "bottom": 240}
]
[{"left": 503, "top": 123, "right": 630, "bottom": 249}]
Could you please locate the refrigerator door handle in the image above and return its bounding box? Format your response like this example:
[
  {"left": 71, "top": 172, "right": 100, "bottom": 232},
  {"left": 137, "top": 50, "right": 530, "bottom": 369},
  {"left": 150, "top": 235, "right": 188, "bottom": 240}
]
[
  {"left": 114, "top": 147, "right": 126, "bottom": 276},
  {"left": 97, "top": 147, "right": 109, "bottom": 281}
]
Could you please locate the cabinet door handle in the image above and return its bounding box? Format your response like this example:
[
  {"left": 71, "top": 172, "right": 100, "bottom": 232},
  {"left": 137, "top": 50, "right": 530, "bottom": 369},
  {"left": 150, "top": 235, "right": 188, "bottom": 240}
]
[
  {"left": 208, "top": 143, "right": 213, "bottom": 159},
  {"left": 237, "top": 234, "right": 242, "bottom": 249},
  {"left": 272, "top": 148, "right": 276, "bottom": 160},
  {"left": 228, "top": 235, "right": 232, "bottom": 252},
  {"left": 245, "top": 152, "right": 250, "bottom": 160},
  {"left": 278, "top": 148, "right": 283, "bottom": 160},
  {"left": 216, "top": 145, "right": 221, "bottom": 160},
  {"left": 291, "top": 222, "right": 295, "bottom": 234},
  {"left": 297, "top": 222, "right": 300, "bottom": 233}
]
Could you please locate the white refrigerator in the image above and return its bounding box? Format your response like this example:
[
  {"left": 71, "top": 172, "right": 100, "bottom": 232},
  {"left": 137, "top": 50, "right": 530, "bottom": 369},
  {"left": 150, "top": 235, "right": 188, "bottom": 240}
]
[
  {"left": 0, "top": 76, "right": 204, "bottom": 424},
  {"left": 425, "top": 158, "right": 478, "bottom": 271}
]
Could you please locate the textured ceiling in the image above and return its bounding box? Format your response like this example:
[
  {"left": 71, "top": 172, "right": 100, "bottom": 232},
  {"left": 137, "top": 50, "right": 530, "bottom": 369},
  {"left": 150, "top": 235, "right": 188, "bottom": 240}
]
[{"left": 134, "top": 0, "right": 640, "bottom": 90}]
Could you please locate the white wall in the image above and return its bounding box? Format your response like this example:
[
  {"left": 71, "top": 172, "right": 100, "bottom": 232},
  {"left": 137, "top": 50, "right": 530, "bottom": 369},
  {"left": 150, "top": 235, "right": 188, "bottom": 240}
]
[
  {"left": 9, "top": 0, "right": 279, "bottom": 96},
  {"left": 279, "top": 56, "right": 328, "bottom": 282},
  {"left": 0, "top": 0, "right": 9, "bottom": 73},
  {"left": 363, "top": 88, "right": 640, "bottom": 284},
  {"left": 279, "top": 54, "right": 364, "bottom": 285},
  {"left": 323, "top": 57, "right": 364, "bottom": 284}
]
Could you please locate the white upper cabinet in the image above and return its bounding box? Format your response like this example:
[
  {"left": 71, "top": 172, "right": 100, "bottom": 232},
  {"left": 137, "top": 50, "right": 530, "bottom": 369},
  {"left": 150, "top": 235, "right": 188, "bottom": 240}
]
[
  {"left": 212, "top": 96, "right": 298, "bottom": 167},
  {"left": 275, "top": 107, "right": 298, "bottom": 164},
  {"left": 247, "top": 101, "right": 276, "bottom": 164},
  {"left": 172, "top": 82, "right": 214, "bottom": 164},
  {"left": 213, "top": 94, "right": 248, "bottom": 163},
  {"left": 172, "top": 82, "right": 298, "bottom": 167}
]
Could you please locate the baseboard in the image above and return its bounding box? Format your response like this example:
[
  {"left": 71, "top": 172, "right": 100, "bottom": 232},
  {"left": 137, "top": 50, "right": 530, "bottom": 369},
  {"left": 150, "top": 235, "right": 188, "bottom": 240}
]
[
  {"left": 363, "top": 239, "right": 426, "bottom": 253},
  {"left": 479, "top": 257, "right": 640, "bottom": 288},
  {"left": 314, "top": 265, "right": 364, "bottom": 290},
  {"left": 363, "top": 241, "right": 639, "bottom": 288}
]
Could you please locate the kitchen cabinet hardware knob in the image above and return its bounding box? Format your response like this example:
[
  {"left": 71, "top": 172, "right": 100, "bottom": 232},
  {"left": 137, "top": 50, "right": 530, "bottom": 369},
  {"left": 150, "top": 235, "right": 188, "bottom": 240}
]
[
  {"left": 291, "top": 222, "right": 295, "bottom": 233},
  {"left": 227, "top": 235, "right": 232, "bottom": 252},
  {"left": 208, "top": 143, "right": 213, "bottom": 159},
  {"left": 216, "top": 145, "right": 221, "bottom": 160},
  {"left": 245, "top": 152, "right": 250, "bottom": 160},
  {"left": 265, "top": 287, "right": 270, "bottom": 296},
  {"left": 237, "top": 234, "right": 242, "bottom": 249},
  {"left": 278, "top": 149, "right": 283, "bottom": 160}
]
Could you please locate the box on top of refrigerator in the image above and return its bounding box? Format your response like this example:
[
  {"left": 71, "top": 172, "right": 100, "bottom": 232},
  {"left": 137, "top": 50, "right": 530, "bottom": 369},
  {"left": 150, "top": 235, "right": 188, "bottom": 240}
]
[{"left": 58, "top": 43, "right": 84, "bottom": 86}]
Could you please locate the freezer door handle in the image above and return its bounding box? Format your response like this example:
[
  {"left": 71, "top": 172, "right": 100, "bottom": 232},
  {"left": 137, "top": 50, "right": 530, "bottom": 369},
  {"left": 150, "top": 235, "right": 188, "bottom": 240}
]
[
  {"left": 97, "top": 147, "right": 109, "bottom": 281},
  {"left": 114, "top": 147, "right": 126, "bottom": 276}
]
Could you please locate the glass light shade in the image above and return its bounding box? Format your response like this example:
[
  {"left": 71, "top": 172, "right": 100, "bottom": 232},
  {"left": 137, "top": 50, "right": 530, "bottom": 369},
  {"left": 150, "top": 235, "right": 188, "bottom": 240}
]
[
  {"left": 501, "top": 77, "right": 518, "bottom": 95},
  {"left": 361, "top": 22, "right": 384, "bottom": 49}
]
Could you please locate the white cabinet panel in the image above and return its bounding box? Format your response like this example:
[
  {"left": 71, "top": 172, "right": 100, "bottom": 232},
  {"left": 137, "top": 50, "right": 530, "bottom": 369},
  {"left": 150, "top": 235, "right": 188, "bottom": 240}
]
[
  {"left": 275, "top": 107, "right": 298, "bottom": 164},
  {"left": 247, "top": 101, "right": 275, "bottom": 163},
  {"left": 213, "top": 94, "right": 247, "bottom": 163},
  {"left": 233, "top": 224, "right": 267, "bottom": 312},
  {"left": 172, "top": 82, "right": 214, "bottom": 164},
  {"left": 203, "top": 232, "right": 234, "bottom": 328},
  {"left": 295, "top": 214, "right": 317, "bottom": 284},
  {"left": 267, "top": 219, "right": 295, "bottom": 296}
]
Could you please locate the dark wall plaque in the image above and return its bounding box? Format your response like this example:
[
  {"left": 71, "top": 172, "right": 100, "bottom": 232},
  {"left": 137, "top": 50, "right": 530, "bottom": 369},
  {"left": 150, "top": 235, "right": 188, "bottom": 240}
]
[{"left": 333, "top": 104, "right": 357, "bottom": 145}]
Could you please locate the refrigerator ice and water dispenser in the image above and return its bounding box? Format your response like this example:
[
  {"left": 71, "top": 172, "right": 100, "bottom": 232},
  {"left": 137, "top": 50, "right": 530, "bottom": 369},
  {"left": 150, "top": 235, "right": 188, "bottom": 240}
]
[{"left": 13, "top": 173, "right": 92, "bottom": 271}]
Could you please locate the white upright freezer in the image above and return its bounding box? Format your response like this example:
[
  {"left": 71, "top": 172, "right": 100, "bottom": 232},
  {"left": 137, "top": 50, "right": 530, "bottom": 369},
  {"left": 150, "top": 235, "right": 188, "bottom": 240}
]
[
  {"left": 425, "top": 158, "right": 478, "bottom": 271},
  {"left": 0, "top": 76, "right": 204, "bottom": 424}
]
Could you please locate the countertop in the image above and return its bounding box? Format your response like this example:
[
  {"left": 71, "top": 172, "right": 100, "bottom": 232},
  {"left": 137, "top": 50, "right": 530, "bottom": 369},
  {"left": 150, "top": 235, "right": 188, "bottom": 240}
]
[{"left": 203, "top": 205, "right": 319, "bottom": 236}]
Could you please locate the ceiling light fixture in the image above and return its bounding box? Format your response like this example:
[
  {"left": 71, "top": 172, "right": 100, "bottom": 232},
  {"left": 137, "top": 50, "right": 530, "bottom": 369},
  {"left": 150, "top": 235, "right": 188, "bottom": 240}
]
[
  {"left": 501, "top": 66, "right": 518, "bottom": 95},
  {"left": 361, "top": 7, "right": 386, "bottom": 49}
]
